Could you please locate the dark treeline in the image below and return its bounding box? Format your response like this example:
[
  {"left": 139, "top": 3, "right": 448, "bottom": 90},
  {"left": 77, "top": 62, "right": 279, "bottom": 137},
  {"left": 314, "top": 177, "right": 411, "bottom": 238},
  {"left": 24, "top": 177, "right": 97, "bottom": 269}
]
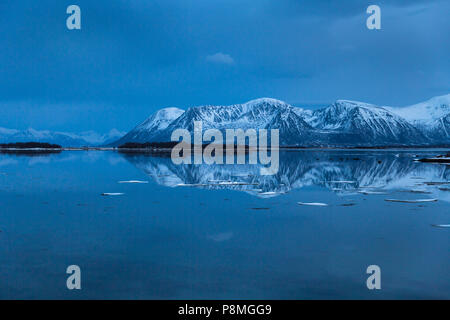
[
  {"left": 117, "top": 142, "right": 253, "bottom": 157},
  {"left": 118, "top": 142, "right": 251, "bottom": 150},
  {"left": 0, "top": 142, "right": 62, "bottom": 149},
  {"left": 118, "top": 142, "right": 178, "bottom": 149}
]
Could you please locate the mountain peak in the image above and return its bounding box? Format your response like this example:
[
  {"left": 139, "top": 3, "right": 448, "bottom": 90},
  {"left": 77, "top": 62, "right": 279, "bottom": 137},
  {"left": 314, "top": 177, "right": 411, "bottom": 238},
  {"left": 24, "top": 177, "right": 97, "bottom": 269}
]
[
  {"left": 139, "top": 107, "right": 184, "bottom": 130},
  {"left": 334, "top": 100, "right": 383, "bottom": 110},
  {"left": 154, "top": 107, "right": 185, "bottom": 118},
  {"left": 243, "top": 97, "right": 289, "bottom": 106}
]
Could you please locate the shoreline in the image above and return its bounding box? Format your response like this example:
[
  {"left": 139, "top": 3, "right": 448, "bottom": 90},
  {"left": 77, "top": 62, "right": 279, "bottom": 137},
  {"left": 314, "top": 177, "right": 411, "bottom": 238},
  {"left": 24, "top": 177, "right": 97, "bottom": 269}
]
[{"left": 1, "top": 146, "right": 450, "bottom": 152}]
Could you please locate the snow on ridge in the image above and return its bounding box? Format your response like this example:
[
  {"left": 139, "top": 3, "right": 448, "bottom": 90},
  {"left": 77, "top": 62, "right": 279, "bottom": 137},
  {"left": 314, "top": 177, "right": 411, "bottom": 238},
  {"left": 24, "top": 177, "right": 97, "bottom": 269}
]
[
  {"left": 386, "top": 94, "right": 450, "bottom": 123},
  {"left": 334, "top": 99, "right": 386, "bottom": 110},
  {"left": 154, "top": 107, "right": 185, "bottom": 119},
  {"left": 0, "top": 127, "right": 19, "bottom": 136},
  {"left": 243, "top": 97, "right": 290, "bottom": 107},
  {"left": 139, "top": 107, "right": 185, "bottom": 131},
  {"left": 0, "top": 126, "right": 125, "bottom": 147}
]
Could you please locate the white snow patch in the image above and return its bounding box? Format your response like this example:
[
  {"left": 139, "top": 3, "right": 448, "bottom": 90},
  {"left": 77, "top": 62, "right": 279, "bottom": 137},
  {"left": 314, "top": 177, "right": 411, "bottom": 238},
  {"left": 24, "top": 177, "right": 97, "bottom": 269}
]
[{"left": 297, "top": 202, "right": 328, "bottom": 206}]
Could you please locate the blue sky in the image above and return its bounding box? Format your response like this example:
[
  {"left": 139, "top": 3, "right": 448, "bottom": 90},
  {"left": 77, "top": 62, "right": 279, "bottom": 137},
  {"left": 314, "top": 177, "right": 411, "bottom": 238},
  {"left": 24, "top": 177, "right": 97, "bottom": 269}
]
[{"left": 0, "top": 0, "right": 449, "bottom": 133}]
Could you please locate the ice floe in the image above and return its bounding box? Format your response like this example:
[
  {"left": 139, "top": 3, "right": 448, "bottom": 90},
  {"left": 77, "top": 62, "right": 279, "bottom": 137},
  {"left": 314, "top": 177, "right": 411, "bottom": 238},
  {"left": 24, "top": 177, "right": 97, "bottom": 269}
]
[
  {"left": 327, "top": 181, "right": 356, "bottom": 184},
  {"left": 384, "top": 198, "right": 437, "bottom": 203},
  {"left": 209, "top": 181, "right": 258, "bottom": 186},
  {"left": 400, "top": 189, "right": 431, "bottom": 194},
  {"left": 258, "top": 191, "right": 278, "bottom": 196},
  {"left": 431, "top": 224, "right": 450, "bottom": 228},
  {"left": 424, "top": 182, "right": 450, "bottom": 186},
  {"left": 340, "top": 203, "right": 356, "bottom": 206},
  {"left": 297, "top": 202, "right": 328, "bottom": 206},
  {"left": 175, "top": 183, "right": 208, "bottom": 187},
  {"left": 358, "top": 190, "right": 387, "bottom": 195}
]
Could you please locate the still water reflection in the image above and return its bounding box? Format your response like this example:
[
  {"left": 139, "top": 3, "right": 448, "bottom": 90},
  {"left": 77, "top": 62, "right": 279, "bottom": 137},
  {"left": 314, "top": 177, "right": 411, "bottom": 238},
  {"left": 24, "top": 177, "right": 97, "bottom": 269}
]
[{"left": 0, "top": 150, "right": 448, "bottom": 299}]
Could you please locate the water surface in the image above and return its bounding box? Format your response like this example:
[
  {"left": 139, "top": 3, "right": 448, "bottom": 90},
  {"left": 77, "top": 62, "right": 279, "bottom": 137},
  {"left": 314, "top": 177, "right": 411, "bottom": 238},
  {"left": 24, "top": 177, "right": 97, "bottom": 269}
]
[{"left": 0, "top": 150, "right": 448, "bottom": 299}]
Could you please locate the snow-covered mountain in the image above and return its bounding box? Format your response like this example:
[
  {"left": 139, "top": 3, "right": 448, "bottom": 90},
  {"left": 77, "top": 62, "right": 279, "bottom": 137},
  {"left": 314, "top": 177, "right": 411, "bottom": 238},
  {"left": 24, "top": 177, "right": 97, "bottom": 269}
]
[
  {"left": 5, "top": 94, "right": 448, "bottom": 148},
  {"left": 152, "top": 98, "right": 319, "bottom": 145},
  {"left": 0, "top": 127, "right": 125, "bottom": 147},
  {"left": 112, "top": 107, "right": 184, "bottom": 146},
  {"left": 110, "top": 98, "right": 324, "bottom": 146},
  {"left": 387, "top": 94, "right": 450, "bottom": 124},
  {"left": 305, "top": 100, "right": 428, "bottom": 145},
  {"left": 111, "top": 94, "right": 450, "bottom": 147},
  {"left": 386, "top": 94, "right": 450, "bottom": 142}
]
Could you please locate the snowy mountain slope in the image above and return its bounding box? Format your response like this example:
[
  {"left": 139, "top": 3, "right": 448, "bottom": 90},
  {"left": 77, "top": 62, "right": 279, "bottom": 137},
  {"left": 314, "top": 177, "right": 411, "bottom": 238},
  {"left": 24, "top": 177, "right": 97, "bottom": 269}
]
[
  {"left": 386, "top": 94, "right": 450, "bottom": 123},
  {"left": 306, "top": 100, "right": 428, "bottom": 145},
  {"left": 112, "top": 94, "right": 450, "bottom": 147},
  {"left": 426, "top": 113, "right": 450, "bottom": 140},
  {"left": 168, "top": 98, "right": 293, "bottom": 130},
  {"left": 149, "top": 98, "right": 318, "bottom": 146},
  {"left": 111, "top": 107, "right": 184, "bottom": 146},
  {"left": 0, "top": 127, "right": 125, "bottom": 147},
  {"left": 386, "top": 94, "right": 450, "bottom": 142},
  {"left": 5, "top": 95, "right": 449, "bottom": 148}
]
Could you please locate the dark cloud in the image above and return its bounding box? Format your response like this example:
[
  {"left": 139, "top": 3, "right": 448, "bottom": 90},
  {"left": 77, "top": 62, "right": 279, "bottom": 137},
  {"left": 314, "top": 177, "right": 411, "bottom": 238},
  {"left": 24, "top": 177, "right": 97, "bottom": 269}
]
[{"left": 0, "top": 0, "right": 448, "bottom": 131}]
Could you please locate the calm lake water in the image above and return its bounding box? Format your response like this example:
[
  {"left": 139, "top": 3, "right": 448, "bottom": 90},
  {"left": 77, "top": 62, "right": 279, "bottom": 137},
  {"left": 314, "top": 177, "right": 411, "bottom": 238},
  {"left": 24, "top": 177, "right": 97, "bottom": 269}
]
[{"left": 0, "top": 150, "right": 448, "bottom": 299}]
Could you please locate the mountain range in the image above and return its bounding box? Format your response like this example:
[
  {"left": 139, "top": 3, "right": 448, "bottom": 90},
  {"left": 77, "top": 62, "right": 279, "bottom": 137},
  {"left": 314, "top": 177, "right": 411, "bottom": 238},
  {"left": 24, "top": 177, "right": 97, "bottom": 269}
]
[
  {"left": 0, "top": 127, "right": 125, "bottom": 147},
  {"left": 1, "top": 94, "right": 449, "bottom": 147},
  {"left": 111, "top": 94, "right": 450, "bottom": 147}
]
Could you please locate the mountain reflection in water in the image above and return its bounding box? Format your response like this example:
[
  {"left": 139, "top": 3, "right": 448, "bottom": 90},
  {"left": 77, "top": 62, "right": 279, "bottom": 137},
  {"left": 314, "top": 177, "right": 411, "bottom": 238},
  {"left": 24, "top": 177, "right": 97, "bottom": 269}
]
[{"left": 121, "top": 150, "right": 450, "bottom": 200}]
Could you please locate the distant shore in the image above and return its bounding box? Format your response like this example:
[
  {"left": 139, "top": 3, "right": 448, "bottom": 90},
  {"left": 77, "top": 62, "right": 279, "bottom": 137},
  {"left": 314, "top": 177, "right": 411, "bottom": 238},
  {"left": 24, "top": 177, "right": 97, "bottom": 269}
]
[
  {"left": 1, "top": 141, "right": 450, "bottom": 153},
  {"left": 1, "top": 146, "right": 450, "bottom": 152}
]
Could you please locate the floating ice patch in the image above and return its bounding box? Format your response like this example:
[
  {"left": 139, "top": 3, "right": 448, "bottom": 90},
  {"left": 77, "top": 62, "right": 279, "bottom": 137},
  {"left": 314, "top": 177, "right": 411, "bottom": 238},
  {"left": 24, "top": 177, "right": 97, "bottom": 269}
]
[
  {"left": 424, "top": 182, "right": 449, "bottom": 186},
  {"left": 400, "top": 189, "right": 431, "bottom": 194},
  {"left": 384, "top": 198, "right": 437, "bottom": 203},
  {"left": 340, "top": 203, "right": 356, "bottom": 206},
  {"left": 210, "top": 181, "right": 258, "bottom": 186},
  {"left": 101, "top": 193, "right": 124, "bottom": 196},
  {"left": 358, "top": 190, "right": 386, "bottom": 195},
  {"left": 297, "top": 202, "right": 328, "bottom": 206},
  {"left": 118, "top": 180, "right": 148, "bottom": 184},
  {"left": 431, "top": 224, "right": 450, "bottom": 228},
  {"left": 258, "top": 191, "right": 278, "bottom": 195},
  {"left": 328, "top": 181, "right": 356, "bottom": 184},
  {"left": 175, "top": 183, "right": 207, "bottom": 187}
]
